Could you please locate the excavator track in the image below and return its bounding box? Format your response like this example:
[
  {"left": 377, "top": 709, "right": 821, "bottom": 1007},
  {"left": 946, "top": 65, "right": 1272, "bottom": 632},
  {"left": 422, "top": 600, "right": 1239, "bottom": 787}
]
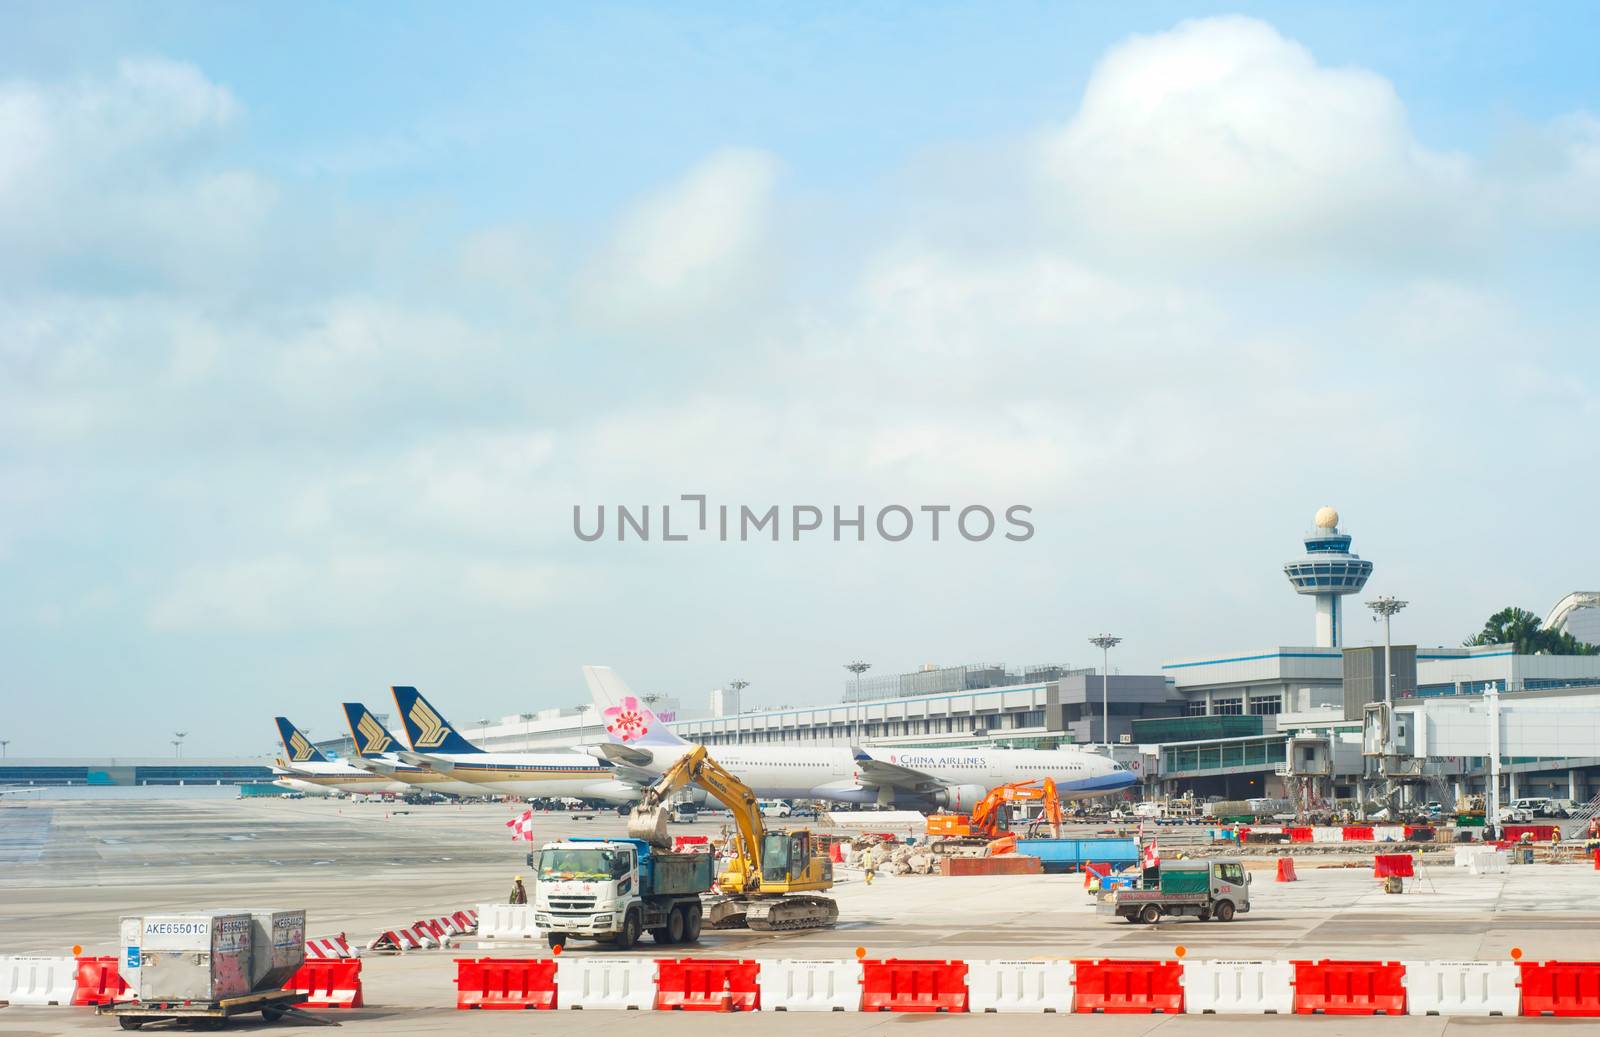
[{"left": 745, "top": 895, "right": 839, "bottom": 932}]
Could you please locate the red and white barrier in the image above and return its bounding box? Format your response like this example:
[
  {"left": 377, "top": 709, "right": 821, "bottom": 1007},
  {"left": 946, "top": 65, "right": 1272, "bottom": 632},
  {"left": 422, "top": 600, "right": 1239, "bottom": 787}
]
[
  {"left": 443, "top": 956, "right": 1600, "bottom": 1016},
  {"left": 366, "top": 908, "right": 479, "bottom": 952},
  {"left": 305, "top": 934, "right": 358, "bottom": 959}
]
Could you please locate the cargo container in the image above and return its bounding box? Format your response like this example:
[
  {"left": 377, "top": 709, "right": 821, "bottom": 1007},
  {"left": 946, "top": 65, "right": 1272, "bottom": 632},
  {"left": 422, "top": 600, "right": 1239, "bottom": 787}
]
[
  {"left": 210, "top": 908, "right": 305, "bottom": 990},
  {"left": 119, "top": 912, "right": 254, "bottom": 1003}
]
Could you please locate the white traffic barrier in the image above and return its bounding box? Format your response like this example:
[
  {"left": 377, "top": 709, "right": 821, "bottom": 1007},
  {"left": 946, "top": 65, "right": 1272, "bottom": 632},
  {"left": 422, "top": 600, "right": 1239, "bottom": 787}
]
[
  {"left": 1469, "top": 850, "right": 1509, "bottom": 875},
  {"left": 0, "top": 955, "right": 78, "bottom": 1006},
  {"left": 1183, "top": 960, "right": 1295, "bottom": 1014},
  {"left": 1374, "top": 825, "right": 1406, "bottom": 842},
  {"left": 1311, "top": 826, "right": 1343, "bottom": 844},
  {"left": 1454, "top": 846, "right": 1478, "bottom": 867},
  {"left": 966, "top": 959, "right": 1074, "bottom": 1013},
  {"left": 555, "top": 957, "right": 657, "bottom": 1010},
  {"left": 1403, "top": 961, "right": 1520, "bottom": 1016},
  {"left": 476, "top": 903, "right": 540, "bottom": 940},
  {"left": 755, "top": 959, "right": 863, "bottom": 1012}
]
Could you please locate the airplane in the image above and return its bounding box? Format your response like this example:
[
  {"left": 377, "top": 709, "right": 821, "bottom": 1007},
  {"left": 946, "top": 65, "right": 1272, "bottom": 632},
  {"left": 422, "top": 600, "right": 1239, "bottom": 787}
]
[
  {"left": 340, "top": 703, "right": 499, "bottom": 798},
  {"left": 581, "top": 665, "right": 1138, "bottom": 810},
  {"left": 389, "top": 686, "right": 640, "bottom": 804},
  {"left": 271, "top": 717, "right": 411, "bottom": 796}
]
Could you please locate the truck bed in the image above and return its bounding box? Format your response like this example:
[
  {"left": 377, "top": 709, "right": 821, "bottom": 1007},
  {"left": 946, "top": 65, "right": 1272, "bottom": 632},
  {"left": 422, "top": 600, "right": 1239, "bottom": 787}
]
[{"left": 1108, "top": 889, "right": 1209, "bottom": 904}]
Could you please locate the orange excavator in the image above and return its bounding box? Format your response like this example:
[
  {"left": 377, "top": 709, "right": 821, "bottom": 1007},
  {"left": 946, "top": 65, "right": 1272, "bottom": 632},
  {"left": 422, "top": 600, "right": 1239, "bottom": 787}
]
[{"left": 926, "top": 778, "right": 1064, "bottom": 851}]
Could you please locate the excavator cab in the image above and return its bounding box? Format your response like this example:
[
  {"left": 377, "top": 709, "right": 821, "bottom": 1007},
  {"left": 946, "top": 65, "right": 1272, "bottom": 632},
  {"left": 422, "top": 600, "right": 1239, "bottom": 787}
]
[{"left": 757, "top": 830, "right": 832, "bottom": 891}]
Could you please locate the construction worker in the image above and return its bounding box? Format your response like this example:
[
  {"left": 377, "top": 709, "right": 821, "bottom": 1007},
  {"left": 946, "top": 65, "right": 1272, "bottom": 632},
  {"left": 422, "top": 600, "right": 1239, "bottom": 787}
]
[
  {"left": 861, "top": 846, "right": 876, "bottom": 886},
  {"left": 509, "top": 875, "right": 528, "bottom": 904}
]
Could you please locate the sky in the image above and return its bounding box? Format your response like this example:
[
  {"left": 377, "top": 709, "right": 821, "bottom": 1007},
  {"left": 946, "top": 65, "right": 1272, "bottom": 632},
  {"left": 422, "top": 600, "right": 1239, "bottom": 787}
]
[{"left": 2, "top": 3, "right": 1598, "bottom": 757}]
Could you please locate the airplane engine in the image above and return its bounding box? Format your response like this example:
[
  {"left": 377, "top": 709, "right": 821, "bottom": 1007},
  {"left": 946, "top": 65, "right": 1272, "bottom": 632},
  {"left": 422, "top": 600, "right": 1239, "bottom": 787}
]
[{"left": 934, "top": 784, "right": 988, "bottom": 811}]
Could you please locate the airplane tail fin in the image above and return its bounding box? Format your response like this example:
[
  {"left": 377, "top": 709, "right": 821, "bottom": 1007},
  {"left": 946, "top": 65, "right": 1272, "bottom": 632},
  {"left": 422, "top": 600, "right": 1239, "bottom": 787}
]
[
  {"left": 390, "top": 686, "right": 483, "bottom": 754},
  {"left": 274, "top": 716, "right": 329, "bottom": 764},
  {"left": 582, "top": 665, "right": 690, "bottom": 749},
  {"left": 342, "top": 702, "right": 401, "bottom": 757}
]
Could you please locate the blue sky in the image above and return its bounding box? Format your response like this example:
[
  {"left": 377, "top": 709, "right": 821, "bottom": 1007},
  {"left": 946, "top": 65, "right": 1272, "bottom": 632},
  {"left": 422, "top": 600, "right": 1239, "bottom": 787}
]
[{"left": 2, "top": 4, "right": 1597, "bottom": 756}]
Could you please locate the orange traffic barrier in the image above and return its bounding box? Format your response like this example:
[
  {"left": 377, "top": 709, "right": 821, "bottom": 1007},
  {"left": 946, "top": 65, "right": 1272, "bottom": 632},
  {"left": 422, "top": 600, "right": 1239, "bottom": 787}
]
[
  {"left": 1072, "top": 959, "right": 1183, "bottom": 1014},
  {"left": 71, "top": 956, "right": 128, "bottom": 1006},
  {"left": 285, "top": 959, "right": 364, "bottom": 1008},
  {"left": 455, "top": 957, "right": 557, "bottom": 1010},
  {"left": 1292, "top": 960, "right": 1405, "bottom": 1015},
  {"left": 1518, "top": 961, "right": 1600, "bottom": 1017},
  {"left": 1276, "top": 858, "right": 1298, "bottom": 882},
  {"left": 654, "top": 958, "right": 760, "bottom": 1012},
  {"left": 860, "top": 959, "right": 969, "bottom": 1013}
]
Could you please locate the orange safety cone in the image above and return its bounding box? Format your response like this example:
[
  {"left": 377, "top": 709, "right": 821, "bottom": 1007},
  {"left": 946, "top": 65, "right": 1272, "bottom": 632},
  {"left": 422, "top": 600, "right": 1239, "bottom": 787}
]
[
  {"left": 1593, "top": 849, "right": 1599, "bottom": 870},
  {"left": 1276, "top": 857, "right": 1298, "bottom": 882}
]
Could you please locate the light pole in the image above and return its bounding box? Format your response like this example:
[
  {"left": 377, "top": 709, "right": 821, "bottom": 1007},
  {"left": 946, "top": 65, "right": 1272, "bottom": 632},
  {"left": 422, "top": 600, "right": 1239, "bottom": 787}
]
[
  {"left": 844, "top": 661, "right": 870, "bottom": 745},
  {"left": 574, "top": 704, "right": 592, "bottom": 744},
  {"left": 1366, "top": 596, "right": 1408, "bottom": 705},
  {"left": 1088, "top": 636, "right": 1122, "bottom": 748},
  {"left": 173, "top": 731, "right": 187, "bottom": 759},
  {"left": 0, "top": 740, "right": 9, "bottom": 758},
  {"left": 728, "top": 680, "right": 749, "bottom": 743}
]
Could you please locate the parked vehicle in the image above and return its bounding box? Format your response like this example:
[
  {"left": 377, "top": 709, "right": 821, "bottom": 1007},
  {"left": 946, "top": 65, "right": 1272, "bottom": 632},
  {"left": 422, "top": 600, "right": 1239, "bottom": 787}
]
[
  {"left": 759, "top": 800, "right": 793, "bottom": 817},
  {"left": 532, "top": 836, "right": 711, "bottom": 951},
  {"left": 1099, "top": 859, "right": 1251, "bottom": 924}
]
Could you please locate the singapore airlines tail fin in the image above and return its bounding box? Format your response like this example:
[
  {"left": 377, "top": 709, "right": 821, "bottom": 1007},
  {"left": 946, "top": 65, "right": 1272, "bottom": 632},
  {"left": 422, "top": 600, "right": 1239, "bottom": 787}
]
[
  {"left": 582, "top": 665, "right": 690, "bottom": 749},
  {"left": 342, "top": 702, "right": 402, "bottom": 758},
  {"left": 274, "top": 717, "right": 329, "bottom": 765},
  {"left": 390, "top": 686, "right": 484, "bottom": 754}
]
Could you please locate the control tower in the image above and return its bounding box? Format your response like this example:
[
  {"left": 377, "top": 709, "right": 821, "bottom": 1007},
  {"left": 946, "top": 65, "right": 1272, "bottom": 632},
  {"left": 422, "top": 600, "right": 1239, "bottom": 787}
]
[{"left": 1283, "top": 506, "right": 1373, "bottom": 648}]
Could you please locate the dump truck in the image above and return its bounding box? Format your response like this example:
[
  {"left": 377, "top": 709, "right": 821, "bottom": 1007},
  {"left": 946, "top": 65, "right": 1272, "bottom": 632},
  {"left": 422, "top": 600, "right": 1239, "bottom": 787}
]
[
  {"left": 1099, "top": 859, "right": 1251, "bottom": 923},
  {"left": 533, "top": 836, "right": 712, "bottom": 951}
]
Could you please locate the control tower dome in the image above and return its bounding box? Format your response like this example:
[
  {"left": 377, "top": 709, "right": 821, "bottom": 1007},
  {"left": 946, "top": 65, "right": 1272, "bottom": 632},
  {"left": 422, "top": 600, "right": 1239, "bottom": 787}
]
[{"left": 1283, "top": 507, "right": 1373, "bottom": 647}]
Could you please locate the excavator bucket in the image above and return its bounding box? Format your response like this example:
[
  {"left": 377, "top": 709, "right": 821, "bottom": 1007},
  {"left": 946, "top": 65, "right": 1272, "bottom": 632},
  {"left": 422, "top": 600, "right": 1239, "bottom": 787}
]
[{"left": 627, "top": 803, "right": 672, "bottom": 847}]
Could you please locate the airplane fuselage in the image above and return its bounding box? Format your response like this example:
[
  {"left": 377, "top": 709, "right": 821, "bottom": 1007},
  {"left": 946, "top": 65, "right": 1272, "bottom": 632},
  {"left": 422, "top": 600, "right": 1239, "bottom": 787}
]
[{"left": 619, "top": 743, "right": 1135, "bottom": 804}]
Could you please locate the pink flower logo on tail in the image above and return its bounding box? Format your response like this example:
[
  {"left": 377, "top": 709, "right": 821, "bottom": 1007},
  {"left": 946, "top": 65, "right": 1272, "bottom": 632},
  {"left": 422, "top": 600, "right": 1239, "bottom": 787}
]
[{"left": 603, "top": 696, "right": 651, "bottom": 743}]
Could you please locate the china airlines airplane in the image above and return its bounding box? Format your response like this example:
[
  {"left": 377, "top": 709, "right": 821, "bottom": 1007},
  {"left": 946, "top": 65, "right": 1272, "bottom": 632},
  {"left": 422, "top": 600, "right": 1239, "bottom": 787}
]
[
  {"left": 582, "top": 666, "right": 1137, "bottom": 810},
  {"left": 389, "top": 686, "right": 640, "bottom": 804}
]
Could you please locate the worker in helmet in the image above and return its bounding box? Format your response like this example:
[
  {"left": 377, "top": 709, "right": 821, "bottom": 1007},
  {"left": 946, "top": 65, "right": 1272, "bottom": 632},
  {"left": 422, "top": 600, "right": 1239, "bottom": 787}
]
[{"left": 509, "top": 875, "right": 528, "bottom": 904}]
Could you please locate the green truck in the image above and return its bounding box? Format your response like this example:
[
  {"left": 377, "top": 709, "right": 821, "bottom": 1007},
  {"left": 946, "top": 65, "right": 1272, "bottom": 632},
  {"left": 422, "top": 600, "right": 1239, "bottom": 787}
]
[{"left": 1099, "top": 859, "right": 1251, "bottom": 923}]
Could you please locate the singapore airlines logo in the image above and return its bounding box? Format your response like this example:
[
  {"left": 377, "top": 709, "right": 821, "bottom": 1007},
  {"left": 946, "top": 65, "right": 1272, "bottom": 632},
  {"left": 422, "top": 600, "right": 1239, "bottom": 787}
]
[
  {"left": 356, "top": 714, "right": 392, "bottom": 754},
  {"left": 288, "top": 731, "right": 315, "bottom": 762},
  {"left": 409, "top": 700, "right": 451, "bottom": 749}
]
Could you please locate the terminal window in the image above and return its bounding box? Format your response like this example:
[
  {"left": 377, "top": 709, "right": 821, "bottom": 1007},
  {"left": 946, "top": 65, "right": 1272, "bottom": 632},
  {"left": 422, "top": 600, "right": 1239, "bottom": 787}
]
[{"left": 1212, "top": 697, "right": 1244, "bottom": 715}]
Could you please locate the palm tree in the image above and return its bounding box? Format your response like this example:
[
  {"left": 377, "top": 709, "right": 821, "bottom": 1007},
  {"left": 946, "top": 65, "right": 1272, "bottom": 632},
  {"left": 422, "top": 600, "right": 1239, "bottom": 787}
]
[{"left": 1466, "top": 606, "right": 1600, "bottom": 655}]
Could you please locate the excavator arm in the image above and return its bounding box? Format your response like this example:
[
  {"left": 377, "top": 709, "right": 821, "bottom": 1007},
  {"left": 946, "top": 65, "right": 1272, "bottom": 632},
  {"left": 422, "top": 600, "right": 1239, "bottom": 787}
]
[{"left": 627, "top": 745, "right": 768, "bottom": 893}]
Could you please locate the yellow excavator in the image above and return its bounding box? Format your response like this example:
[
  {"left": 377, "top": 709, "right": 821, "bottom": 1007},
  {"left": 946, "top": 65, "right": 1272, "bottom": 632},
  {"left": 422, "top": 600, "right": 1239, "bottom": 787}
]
[{"left": 627, "top": 745, "right": 839, "bottom": 931}]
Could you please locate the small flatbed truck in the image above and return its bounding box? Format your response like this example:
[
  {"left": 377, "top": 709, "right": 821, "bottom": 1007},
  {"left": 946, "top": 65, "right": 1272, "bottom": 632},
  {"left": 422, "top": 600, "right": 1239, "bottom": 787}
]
[{"left": 1099, "top": 858, "right": 1251, "bottom": 924}]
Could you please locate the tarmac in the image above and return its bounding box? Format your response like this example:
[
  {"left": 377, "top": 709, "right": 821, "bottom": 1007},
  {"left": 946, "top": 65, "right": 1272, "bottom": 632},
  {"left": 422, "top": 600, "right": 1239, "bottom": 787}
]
[{"left": 2, "top": 795, "right": 1596, "bottom": 1034}]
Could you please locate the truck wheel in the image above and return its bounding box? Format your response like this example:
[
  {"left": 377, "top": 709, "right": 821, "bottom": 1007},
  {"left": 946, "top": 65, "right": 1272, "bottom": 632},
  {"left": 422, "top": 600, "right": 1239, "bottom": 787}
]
[
  {"left": 118, "top": 1019, "right": 146, "bottom": 1031},
  {"left": 683, "top": 903, "right": 703, "bottom": 942},
  {"left": 666, "top": 905, "right": 687, "bottom": 944},
  {"left": 546, "top": 932, "right": 567, "bottom": 951},
  {"left": 616, "top": 910, "right": 641, "bottom": 950},
  {"left": 261, "top": 1005, "right": 286, "bottom": 1022},
  {"left": 1138, "top": 904, "right": 1161, "bottom": 925},
  {"left": 650, "top": 926, "right": 673, "bottom": 945},
  {"left": 1215, "top": 901, "right": 1236, "bottom": 922}
]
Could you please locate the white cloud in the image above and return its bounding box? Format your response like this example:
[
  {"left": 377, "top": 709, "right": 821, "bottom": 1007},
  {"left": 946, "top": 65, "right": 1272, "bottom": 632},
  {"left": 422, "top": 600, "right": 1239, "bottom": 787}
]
[
  {"left": 576, "top": 148, "right": 779, "bottom": 328},
  {"left": 148, "top": 550, "right": 566, "bottom": 631},
  {"left": 1039, "top": 16, "right": 1477, "bottom": 258}
]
